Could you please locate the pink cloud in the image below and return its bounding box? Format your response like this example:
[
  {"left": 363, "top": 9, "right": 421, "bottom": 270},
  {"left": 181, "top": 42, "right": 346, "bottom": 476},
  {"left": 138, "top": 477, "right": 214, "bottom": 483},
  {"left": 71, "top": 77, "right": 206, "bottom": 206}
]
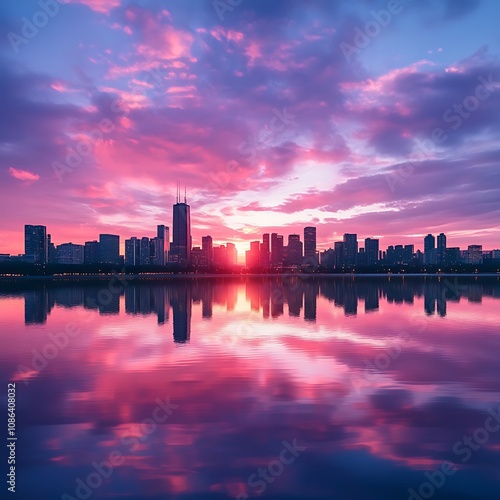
[
  {"left": 8, "top": 167, "right": 40, "bottom": 183},
  {"left": 61, "top": 0, "right": 121, "bottom": 14}
]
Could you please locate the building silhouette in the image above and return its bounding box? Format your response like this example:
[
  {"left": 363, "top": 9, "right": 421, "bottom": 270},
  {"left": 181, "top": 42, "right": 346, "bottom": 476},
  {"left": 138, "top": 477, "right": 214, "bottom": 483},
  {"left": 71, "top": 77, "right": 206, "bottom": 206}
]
[
  {"left": 125, "top": 237, "right": 140, "bottom": 266},
  {"left": 260, "top": 233, "right": 270, "bottom": 268},
  {"left": 170, "top": 188, "right": 192, "bottom": 265},
  {"left": 202, "top": 236, "right": 213, "bottom": 268},
  {"left": 424, "top": 234, "right": 436, "bottom": 265},
  {"left": 271, "top": 233, "right": 284, "bottom": 266},
  {"left": 304, "top": 227, "right": 317, "bottom": 261},
  {"left": 287, "top": 234, "right": 303, "bottom": 266},
  {"left": 57, "top": 243, "right": 84, "bottom": 264},
  {"left": 84, "top": 241, "right": 100, "bottom": 264},
  {"left": 226, "top": 242, "right": 237, "bottom": 266},
  {"left": 343, "top": 233, "right": 358, "bottom": 267},
  {"left": 25, "top": 225, "right": 47, "bottom": 263},
  {"left": 437, "top": 233, "right": 447, "bottom": 266},
  {"left": 246, "top": 241, "right": 260, "bottom": 268},
  {"left": 364, "top": 238, "right": 379, "bottom": 266},
  {"left": 156, "top": 225, "right": 169, "bottom": 265},
  {"left": 99, "top": 234, "right": 120, "bottom": 264},
  {"left": 334, "top": 241, "right": 344, "bottom": 268}
]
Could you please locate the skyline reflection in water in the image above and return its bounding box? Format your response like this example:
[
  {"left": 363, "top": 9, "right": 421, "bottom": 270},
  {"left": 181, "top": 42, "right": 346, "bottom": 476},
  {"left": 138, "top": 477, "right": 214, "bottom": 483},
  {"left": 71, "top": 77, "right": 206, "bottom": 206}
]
[{"left": 1, "top": 276, "right": 500, "bottom": 499}]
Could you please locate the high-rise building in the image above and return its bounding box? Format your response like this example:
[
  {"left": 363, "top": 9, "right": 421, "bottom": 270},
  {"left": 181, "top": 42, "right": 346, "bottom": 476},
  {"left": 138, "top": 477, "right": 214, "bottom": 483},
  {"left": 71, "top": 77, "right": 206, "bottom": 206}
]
[
  {"left": 271, "top": 233, "right": 284, "bottom": 267},
  {"left": 424, "top": 234, "right": 436, "bottom": 265},
  {"left": 403, "top": 244, "right": 414, "bottom": 265},
  {"left": 334, "top": 241, "right": 344, "bottom": 268},
  {"left": 437, "top": 233, "right": 447, "bottom": 265},
  {"left": 155, "top": 225, "right": 169, "bottom": 265},
  {"left": 151, "top": 237, "right": 165, "bottom": 265},
  {"left": 99, "top": 234, "right": 120, "bottom": 264},
  {"left": 357, "top": 247, "right": 366, "bottom": 266},
  {"left": 468, "top": 245, "right": 483, "bottom": 265},
  {"left": 140, "top": 237, "right": 150, "bottom": 265},
  {"left": 202, "top": 236, "right": 213, "bottom": 268},
  {"left": 447, "top": 247, "right": 461, "bottom": 266},
  {"left": 287, "top": 234, "right": 303, "bottom": 266},
  {"left": 170, "top": 189, "right": 191, "bottom": 265},
  {"left": 364, "top": 238, "right": 379, "bottom": 266},
  {"left": 191, "top": 247, "right": 204, "bottom": 268},
  {"left": 304, "top": 227, "right": 317, "bottom": 261},
  {"left": 343, "top": 233, "right": 358, "bottom": 266},
  {"left": 84, "top": 241, "right": 100, "bottom": 264},
  {"left": 47, "top": 234, "right": 57, "bottom": 264},
  {"left": 260, "top": 233, "right": 270, "bottom": 268},
  {"left": 246, "top": 241, "right": 260, "bottom": 268},
  {"left": 56, "top": 243, "right": 84, "bottom": 264},
  {"left": 25, "top": 225, "right": 47, "bottom": 263},
  {"left": 213, "top": 245, "right": 227, "bottom": 268},
  {"left": 125, "top": 238, "right": 140, "bottom": 266},
  {"left": 320, "top": 248, "right": 335, "bottom": 267},
  {"left": 226, "top": 243, "right": 237, "bottom": 267}
]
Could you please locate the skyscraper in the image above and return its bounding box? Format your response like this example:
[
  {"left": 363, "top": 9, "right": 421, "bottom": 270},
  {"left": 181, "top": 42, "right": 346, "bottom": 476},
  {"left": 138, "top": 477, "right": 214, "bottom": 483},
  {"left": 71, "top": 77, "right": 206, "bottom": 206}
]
[
  {"left": 271, "top": 233, "right": 284, "bottom": 267},
  {"left": 151, "top": 237, "right": 165, "bottom": 265},
  {"left": 213, "top": 245, "right": 227, "bottom": 268},
  {"left": 226, "top": 242, "right": 237, "bottom": 267},
  {"left": 424, "top": 234, "right": 436, "bottom": 265},
  {"left": 56, "top": 243, "right": 84, "bottom": 264},
  {"left": 364, "top": 238, "right": 379, "bottom": 266},
  {"left": 304, "top": 227, "right": 317, "bottom": 261},
  {"left": 343, "top": 233, "right": 358, "bottom": 266},
  {"left": 202, "top": 236, "right": 213, "bottom": 267},
  {"left": 246, "top": 241, "right": 260, "bottom": 268},
  {"left": 260, "top": 233, "right": 270, "bottom": 268},
  {"left": 287, "top": 234, "right": 303, "bottom": 266},
  {"left": 156, "top": 225, "right": 169, "bottom": 265},
  {"left": 468, "top": 245, "right": 483, "bottom": 264},
  {"left": 47, "top": 234, "right": 57, "bottom": 264},
  {"left": 170, "top": 188, "right": 192, "bottom": 265},
  {"left": 334, "top": 241, "right": 344, "bottom": 268},
  {"left": 140, "top": 237, "right": 150, "bottom": 265},
  {"left": 437, "top": 233, "right": 447, "bottom": 266},
  {"left": 99, "top": 234, "right": 120, "bottom": 264},
  {"left": 84, "top": 241, "right": 100, "bottom": 264},
  {"left": 125, "top": 237, "right": 140, "bottom": 266},
  {"left": 25, "top": 225, "right": 47, "bottom": 263}
]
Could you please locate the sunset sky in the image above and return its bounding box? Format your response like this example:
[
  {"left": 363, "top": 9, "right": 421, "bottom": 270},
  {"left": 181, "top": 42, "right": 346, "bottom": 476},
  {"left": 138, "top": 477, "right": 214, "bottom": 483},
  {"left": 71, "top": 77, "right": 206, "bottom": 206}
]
[{"left": 1, "top": 0, "right": 500, "bottom": 258}]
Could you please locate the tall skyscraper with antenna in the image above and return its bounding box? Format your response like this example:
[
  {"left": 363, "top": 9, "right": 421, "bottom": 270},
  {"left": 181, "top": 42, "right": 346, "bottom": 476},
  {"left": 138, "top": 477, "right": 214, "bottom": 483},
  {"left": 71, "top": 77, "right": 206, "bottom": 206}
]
[{"left": 169, "top": 183, "right": 192, "bottom": 265}]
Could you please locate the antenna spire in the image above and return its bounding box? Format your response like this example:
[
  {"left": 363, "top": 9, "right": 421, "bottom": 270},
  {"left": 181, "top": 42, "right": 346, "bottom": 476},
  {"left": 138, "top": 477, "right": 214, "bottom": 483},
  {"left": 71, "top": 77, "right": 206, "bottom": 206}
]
[{"left": 184, "top": 185, "right": 187, "bottom": 204}]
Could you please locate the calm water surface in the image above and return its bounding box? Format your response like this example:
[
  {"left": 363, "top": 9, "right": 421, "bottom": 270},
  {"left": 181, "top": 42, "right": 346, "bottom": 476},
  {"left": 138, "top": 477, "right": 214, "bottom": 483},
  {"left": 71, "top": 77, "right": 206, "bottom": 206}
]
[{"left": 1, "top": 276, "right": 499, "bottom": 499}]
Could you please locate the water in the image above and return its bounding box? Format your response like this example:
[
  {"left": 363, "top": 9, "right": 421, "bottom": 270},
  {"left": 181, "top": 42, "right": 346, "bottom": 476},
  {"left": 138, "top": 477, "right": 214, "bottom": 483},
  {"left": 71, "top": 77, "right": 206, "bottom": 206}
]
[{"left": 1, "top": 276, "right": 500, "bottom": 499}]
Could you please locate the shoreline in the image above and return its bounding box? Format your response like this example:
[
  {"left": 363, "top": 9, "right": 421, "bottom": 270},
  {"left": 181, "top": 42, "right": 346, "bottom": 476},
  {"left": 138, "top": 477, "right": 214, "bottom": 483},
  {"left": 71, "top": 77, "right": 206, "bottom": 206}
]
[{"left": 0, "top": 272, "right": 499, "bottom": 282}]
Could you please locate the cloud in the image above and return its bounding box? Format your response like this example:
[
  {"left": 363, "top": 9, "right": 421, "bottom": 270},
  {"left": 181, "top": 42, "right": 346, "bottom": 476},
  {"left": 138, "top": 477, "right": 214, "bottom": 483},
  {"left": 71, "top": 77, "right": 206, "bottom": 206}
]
[
  {"left": 8, "top": 167, "right": 40, "bottom": 182},
  {"left": 60, "top": 0, "right": 121, "bottom": 14}
]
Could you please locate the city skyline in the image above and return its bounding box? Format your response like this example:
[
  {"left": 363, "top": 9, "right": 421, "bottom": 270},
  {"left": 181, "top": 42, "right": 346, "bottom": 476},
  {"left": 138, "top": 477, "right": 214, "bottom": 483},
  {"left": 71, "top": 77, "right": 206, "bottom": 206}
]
[
  {"left": 9, "top": 216, "right": 500, "bottom": 269},
  {"left": 1, "top": 1, "right": 500, "bottom": 256},
  {"left": 6, "top": 191, "right": 500, "bottom": 267}
]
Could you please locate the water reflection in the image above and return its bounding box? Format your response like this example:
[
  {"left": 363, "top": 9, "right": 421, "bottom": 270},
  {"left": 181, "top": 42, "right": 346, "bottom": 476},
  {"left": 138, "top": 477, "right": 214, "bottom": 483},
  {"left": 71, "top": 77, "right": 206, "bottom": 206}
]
[
  {"left": 1, "top": 277, "right": 500, "bottom": 499},
  {"left": 6, "top": 276, "right": 500, "bottom": 334}
]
